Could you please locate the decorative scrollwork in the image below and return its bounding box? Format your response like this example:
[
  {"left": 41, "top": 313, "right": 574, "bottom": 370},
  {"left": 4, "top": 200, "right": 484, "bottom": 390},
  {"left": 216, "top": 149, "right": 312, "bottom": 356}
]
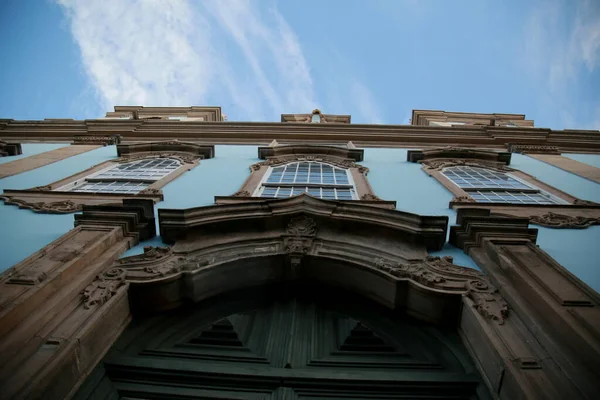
[
  {"left": 115, "top": 246, "right": 173, "bottom": 264},
  {"left": 119, "top": 153, "right": 199, "bottom": 165},
  {"left": 451, "top": 196, "right": 476, "bottom": 203},
  {"left": 530, "top": 212, "right": 600, "bottom": 229},
  {"left": 420, "top": 159, "right": 511, "bottom": 172},
  {"left": 82, "top": 268, "right": 126, "bottom": 309},
  {"left": 232, "top": 190, "right": 251, "bottom": 197},
  {"left": 251, "top": 155, "right": 366, "bottom": 172},
  {"left": 374, "top": 255, "right": 508, "bottom": 324},
  {"left": 360, "top": 193, "right": 381, "bottom": 201},
  {"left": 0, "top": 197, "right": 82, "bottom": 214},
  {"left": 137, "top": 188, "right": 162, "bottom": 196}
]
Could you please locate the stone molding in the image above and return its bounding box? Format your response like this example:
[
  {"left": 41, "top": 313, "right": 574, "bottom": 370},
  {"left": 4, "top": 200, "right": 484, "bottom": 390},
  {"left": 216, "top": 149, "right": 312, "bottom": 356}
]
[
  {"left": 258, "top": 144, "right": 364, "bottom": 161},
  {"left": 116, "top": 140, "right": 214, "bottom": 160},
  {"left": 75, "top": 198, "right": 156, "bottom": 241},
  {"left": 72, "top": 135, "right": 121, "bottom": 146},
  {"left": 449, "top": 208, "right": 538, "bottom": 252},
  {"left": 158, "top": 194, "right": 447, "bottom": 250},
  {"left": 419, "top": 158, "right": 512, "bottom": 172},
  {"left": 508, "top": 144, "right": 561, "bottom": 154},
  {"left": 407, "top": 146, "right": 511, "bottom": 165},
  {"left": 3, "top": 119, "right": 600, "bottom": 152},
  {"left": 0, "top": 140, "right": 22, "bottom": 156},
  {"left": 251, "top": 154, "right": 369, "bottom": 174},
  {"left": 529, "top": 212, "right": 600, "bottom": 229},
  {"left": 0, "top": 196, "right": 82, "bottom": 213}
]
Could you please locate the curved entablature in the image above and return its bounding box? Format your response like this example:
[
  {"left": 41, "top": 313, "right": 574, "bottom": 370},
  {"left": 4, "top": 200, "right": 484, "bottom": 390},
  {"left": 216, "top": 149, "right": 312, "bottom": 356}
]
[
  {"left": 407, "top": 146, "right": 511, "bottom": 166},
  {"left": 85, "top": 200, "right": 506, "bottom": 327},
  {"left": 258, "top": 143, "right": 363, "bottom": 162},
  {"left": 117, "top": 140, "right": 214, "bottom": 160},
  {"left": 159, "top": 193, "right": 447, "bottom": 249}
]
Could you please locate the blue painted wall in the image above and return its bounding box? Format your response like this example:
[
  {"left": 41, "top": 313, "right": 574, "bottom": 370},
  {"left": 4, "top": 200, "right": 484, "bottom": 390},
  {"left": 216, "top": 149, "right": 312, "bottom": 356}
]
[
  {"left": 511, "top": 153, "right": 600, "bottom": 202},
  {"left": 363, "top": 148, "right": 480, "bottom": 270},
  {"left": 2, "top": 144, "right": 598, "bottom": 294},
  {"left": 120, "top": 145, "right": 260, "bottom": 257},
  {"left": 0, "top": 143, "right": 69, "bottom": 164},
  {"left": 563, "top": 153, "right": 600, "bottom": 170},
  {"left": 0, "top": 145, "right": 117, "bottom": 271}
]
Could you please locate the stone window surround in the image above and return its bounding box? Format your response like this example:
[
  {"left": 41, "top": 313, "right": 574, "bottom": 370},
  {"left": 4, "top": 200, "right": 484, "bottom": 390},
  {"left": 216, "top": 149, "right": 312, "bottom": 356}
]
[
  {"left": 407, "top": 147, "right": 600, "bottom": 229},
  {"left": 253, "top": 160, "right": 358, "bottom": 200},
  {"left": 218, "top": 144, "right": 389, "bottom": 206},
  {"left": 0, "top": 141, "right": 215, "bottom": 214}
]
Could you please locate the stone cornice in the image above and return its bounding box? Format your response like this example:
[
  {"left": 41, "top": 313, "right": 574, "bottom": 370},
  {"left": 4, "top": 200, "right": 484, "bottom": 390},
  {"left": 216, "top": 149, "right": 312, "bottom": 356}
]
[
  {"left": 159, "top": 193, "right": 448, "bottom": 250},
  {"left": 2, "top": 120, "right": 600, "bottom": 152},
  {"left": 407, "top": 146, "right": 511, "bottom": 164},
  {"left": 449, "top": 208, "right": 538, "bottom": 252},
  {"left": 74, "top": 199, "right": 156, "bottom": 241},
  {"left": 117, "top": 140, "right": 215, "bottom": 159},
  {"left": 258, "top": 144, "right": 363, "bottom": 161},
  {"left": 0, "top": 140, "right": 22, "bottom": 157},
  {"left": 508, "top": 144, "right": 561, "bottom": 155}
]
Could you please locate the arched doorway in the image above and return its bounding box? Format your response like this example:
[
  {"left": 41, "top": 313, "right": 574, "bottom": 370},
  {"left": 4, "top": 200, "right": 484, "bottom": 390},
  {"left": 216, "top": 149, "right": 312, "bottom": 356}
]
[{"left": 76, "top": 284, "right": 489, "bottom": 399}]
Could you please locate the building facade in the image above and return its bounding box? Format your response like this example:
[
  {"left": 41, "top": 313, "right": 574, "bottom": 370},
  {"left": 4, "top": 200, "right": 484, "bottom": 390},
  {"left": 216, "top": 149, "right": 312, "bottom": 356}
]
[{"left": 0, "top": 106, "right": 599, "bottom": 399}]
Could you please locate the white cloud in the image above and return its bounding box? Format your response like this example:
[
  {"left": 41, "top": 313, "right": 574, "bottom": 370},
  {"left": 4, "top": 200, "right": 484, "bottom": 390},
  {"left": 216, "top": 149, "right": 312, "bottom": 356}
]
[
  {"left": 521, "top": 0, "right": 600, "bottom": 129},
  {"left": 56, "top": 0, "right": 317, "bottom": 120},
  {"left": 350, "top": 82, "right": 383, "bottom": 125}
]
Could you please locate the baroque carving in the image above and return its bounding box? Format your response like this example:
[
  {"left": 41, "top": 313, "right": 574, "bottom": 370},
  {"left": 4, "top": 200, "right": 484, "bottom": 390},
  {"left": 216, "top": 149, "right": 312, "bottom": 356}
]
[
  {"left": 451, "top": 196, "right": 476, "bottom": 203},
  {"left": 530, "top": 212, "right": 600, "bottom": 229},
  {"left": 73, "top": 135, "right": 121, "bottom": 145},
  {"left": 573, "top": 199, "right": 600, "bottom": 206},
  {"left": 115, "top": 246, "right": 173, "bottom": 264},
  {"left": 232, "top": 190, "right": 251, "bottom": 197},
  {"left": 360, "top": 193, "right": 382, "bottom": 201},
  {"left": 508, "top": 144, "right": 560, "bottom": 155},
  {"left": 119, "top": 153, "right": 200, "bottom": 165},
  {"left": 137, "top": 188, "right": 162, "bottom": 196},
  {"left": 251, "top": 155, "right": 368, "bottom": 173},
  {"left": 286, "top": 214, "right": 317, "bottom": 236},
  {"left": 420, "top": 159, "right": 511, "bottom": 172},
  {"left": 374, "top": 255, "right": 508, "bottom": 324},
  {"left": 0, "top": 197, "right": 82, "bottom": 214},
  {"left": 82, "top": 268, "right": 127, "bottom": 309},
  {"left": 29, "top": 185, "right": 52, "bottom": 191}
]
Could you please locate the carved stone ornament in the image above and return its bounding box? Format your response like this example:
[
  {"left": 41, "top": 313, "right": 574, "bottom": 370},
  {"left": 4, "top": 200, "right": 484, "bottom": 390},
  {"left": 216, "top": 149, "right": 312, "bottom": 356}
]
[
  {"left": 375, "top": 255, "right": 508, "bottom": 324},
  {"left": 530, "top": 212, "right": 600, "bottom": 229},
  {"left": 251, "top": 155, "right": 368, "bottom": 174},
  {"left": 451, "top": 196, "right": 476, "bottom": 203},
  {"left": 0, "top": 197, "right": 83, "bottom": 214},
  {"left": 232, "top": 190, "right": 251, "bottom": 197},
  {"left": 73, "top": 135, "right": 121, "bottom": 146},
  {"left": 360, "top": 193, "right": 382, "bottom": 201},
  {"left": 119, "top": 153, "right": 200, "bottom": 165},
  {"left": 82, "top": 268, "right": 127, "bottom": 309},
  {"left": 573, "top": 199, "right": 600, "bottom": 206},
  {"left": 137, "top": 188, "right": 162, "bottom": 196},
  {"left": 420, "top": 159, "right": 511, "bottom": 172},
  {"left": 29, "top": 185, "right": 52, "bottom": 191},
  {"left": 286, "top": 214, "right": 317, "bottom": 236},
  {"left": 508, "top": 144, "right": 560, "bottom": 155}
]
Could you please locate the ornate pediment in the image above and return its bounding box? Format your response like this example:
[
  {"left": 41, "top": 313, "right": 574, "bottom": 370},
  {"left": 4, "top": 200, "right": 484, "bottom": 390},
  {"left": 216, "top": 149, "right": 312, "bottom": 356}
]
[
  {"left": 117, "top": 140, "right": 214, "bottom": 160},
  {"left": 407, "top": 146, "right": 511, "bottom": 165}
]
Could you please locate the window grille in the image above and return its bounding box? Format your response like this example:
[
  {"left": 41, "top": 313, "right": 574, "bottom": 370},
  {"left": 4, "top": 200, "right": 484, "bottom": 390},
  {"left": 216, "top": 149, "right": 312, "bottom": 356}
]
[
  {"left": 68, "top": 158, "right": 181, "bottom": 194},
  {"left": 443, "top": 166, "right": 561, "bottom": 204},
  {"left": 256, "top": 162, "right": 356, "bottom": 200}
]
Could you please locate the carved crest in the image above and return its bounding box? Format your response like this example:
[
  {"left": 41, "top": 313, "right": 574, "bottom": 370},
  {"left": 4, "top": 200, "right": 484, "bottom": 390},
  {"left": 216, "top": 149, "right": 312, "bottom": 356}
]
[
  {"left": 286, "top": 215, "right": 317, "bottom": 236},
  {"left": 82, "top": 268, "right": 127, "bottom": 309}
]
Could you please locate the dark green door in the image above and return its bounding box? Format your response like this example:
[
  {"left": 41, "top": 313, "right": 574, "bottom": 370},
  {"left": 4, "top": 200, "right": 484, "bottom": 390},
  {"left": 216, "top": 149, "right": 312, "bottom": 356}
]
[{"left": 77, "top": 286, "right": 486, "bottom": 399}]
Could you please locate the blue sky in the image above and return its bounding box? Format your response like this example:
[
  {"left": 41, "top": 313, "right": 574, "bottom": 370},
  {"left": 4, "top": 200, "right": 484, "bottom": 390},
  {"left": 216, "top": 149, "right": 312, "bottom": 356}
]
[{"left": 0, "top": 0, "right": 598, "bottom": 129}]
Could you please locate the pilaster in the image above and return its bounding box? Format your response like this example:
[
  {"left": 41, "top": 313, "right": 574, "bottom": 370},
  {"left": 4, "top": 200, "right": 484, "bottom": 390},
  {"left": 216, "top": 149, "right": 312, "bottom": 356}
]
[
  {"left": 450, "top": 208, "right": 600, "bottom": 399},
  {"left": 0, "top": 199, "right": 155, "bottom": 399}
]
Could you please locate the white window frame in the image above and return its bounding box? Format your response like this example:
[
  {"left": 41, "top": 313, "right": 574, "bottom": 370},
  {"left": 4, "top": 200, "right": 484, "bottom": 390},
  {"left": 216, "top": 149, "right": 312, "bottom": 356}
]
[
  {"left": 253, "top": 161, "right": 358, "bottom": 200},
  {"left": 55, "top": 157, "right": 184, "bottom": 194},
  {"left": 442, "top": 166, "right": 566, "bottom": 205}
]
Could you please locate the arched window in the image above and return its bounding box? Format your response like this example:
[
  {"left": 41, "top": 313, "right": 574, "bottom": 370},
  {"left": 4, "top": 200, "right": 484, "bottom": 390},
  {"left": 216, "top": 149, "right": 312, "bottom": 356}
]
[
  {"left": 256, "top": 162, "right": 356, "bottom": 200},
  {"left": 66, "top": 158, "right": 182, "bottom": 194},
  {"left": 443, "top": 166, "right": 562, "bottom": 204}
]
